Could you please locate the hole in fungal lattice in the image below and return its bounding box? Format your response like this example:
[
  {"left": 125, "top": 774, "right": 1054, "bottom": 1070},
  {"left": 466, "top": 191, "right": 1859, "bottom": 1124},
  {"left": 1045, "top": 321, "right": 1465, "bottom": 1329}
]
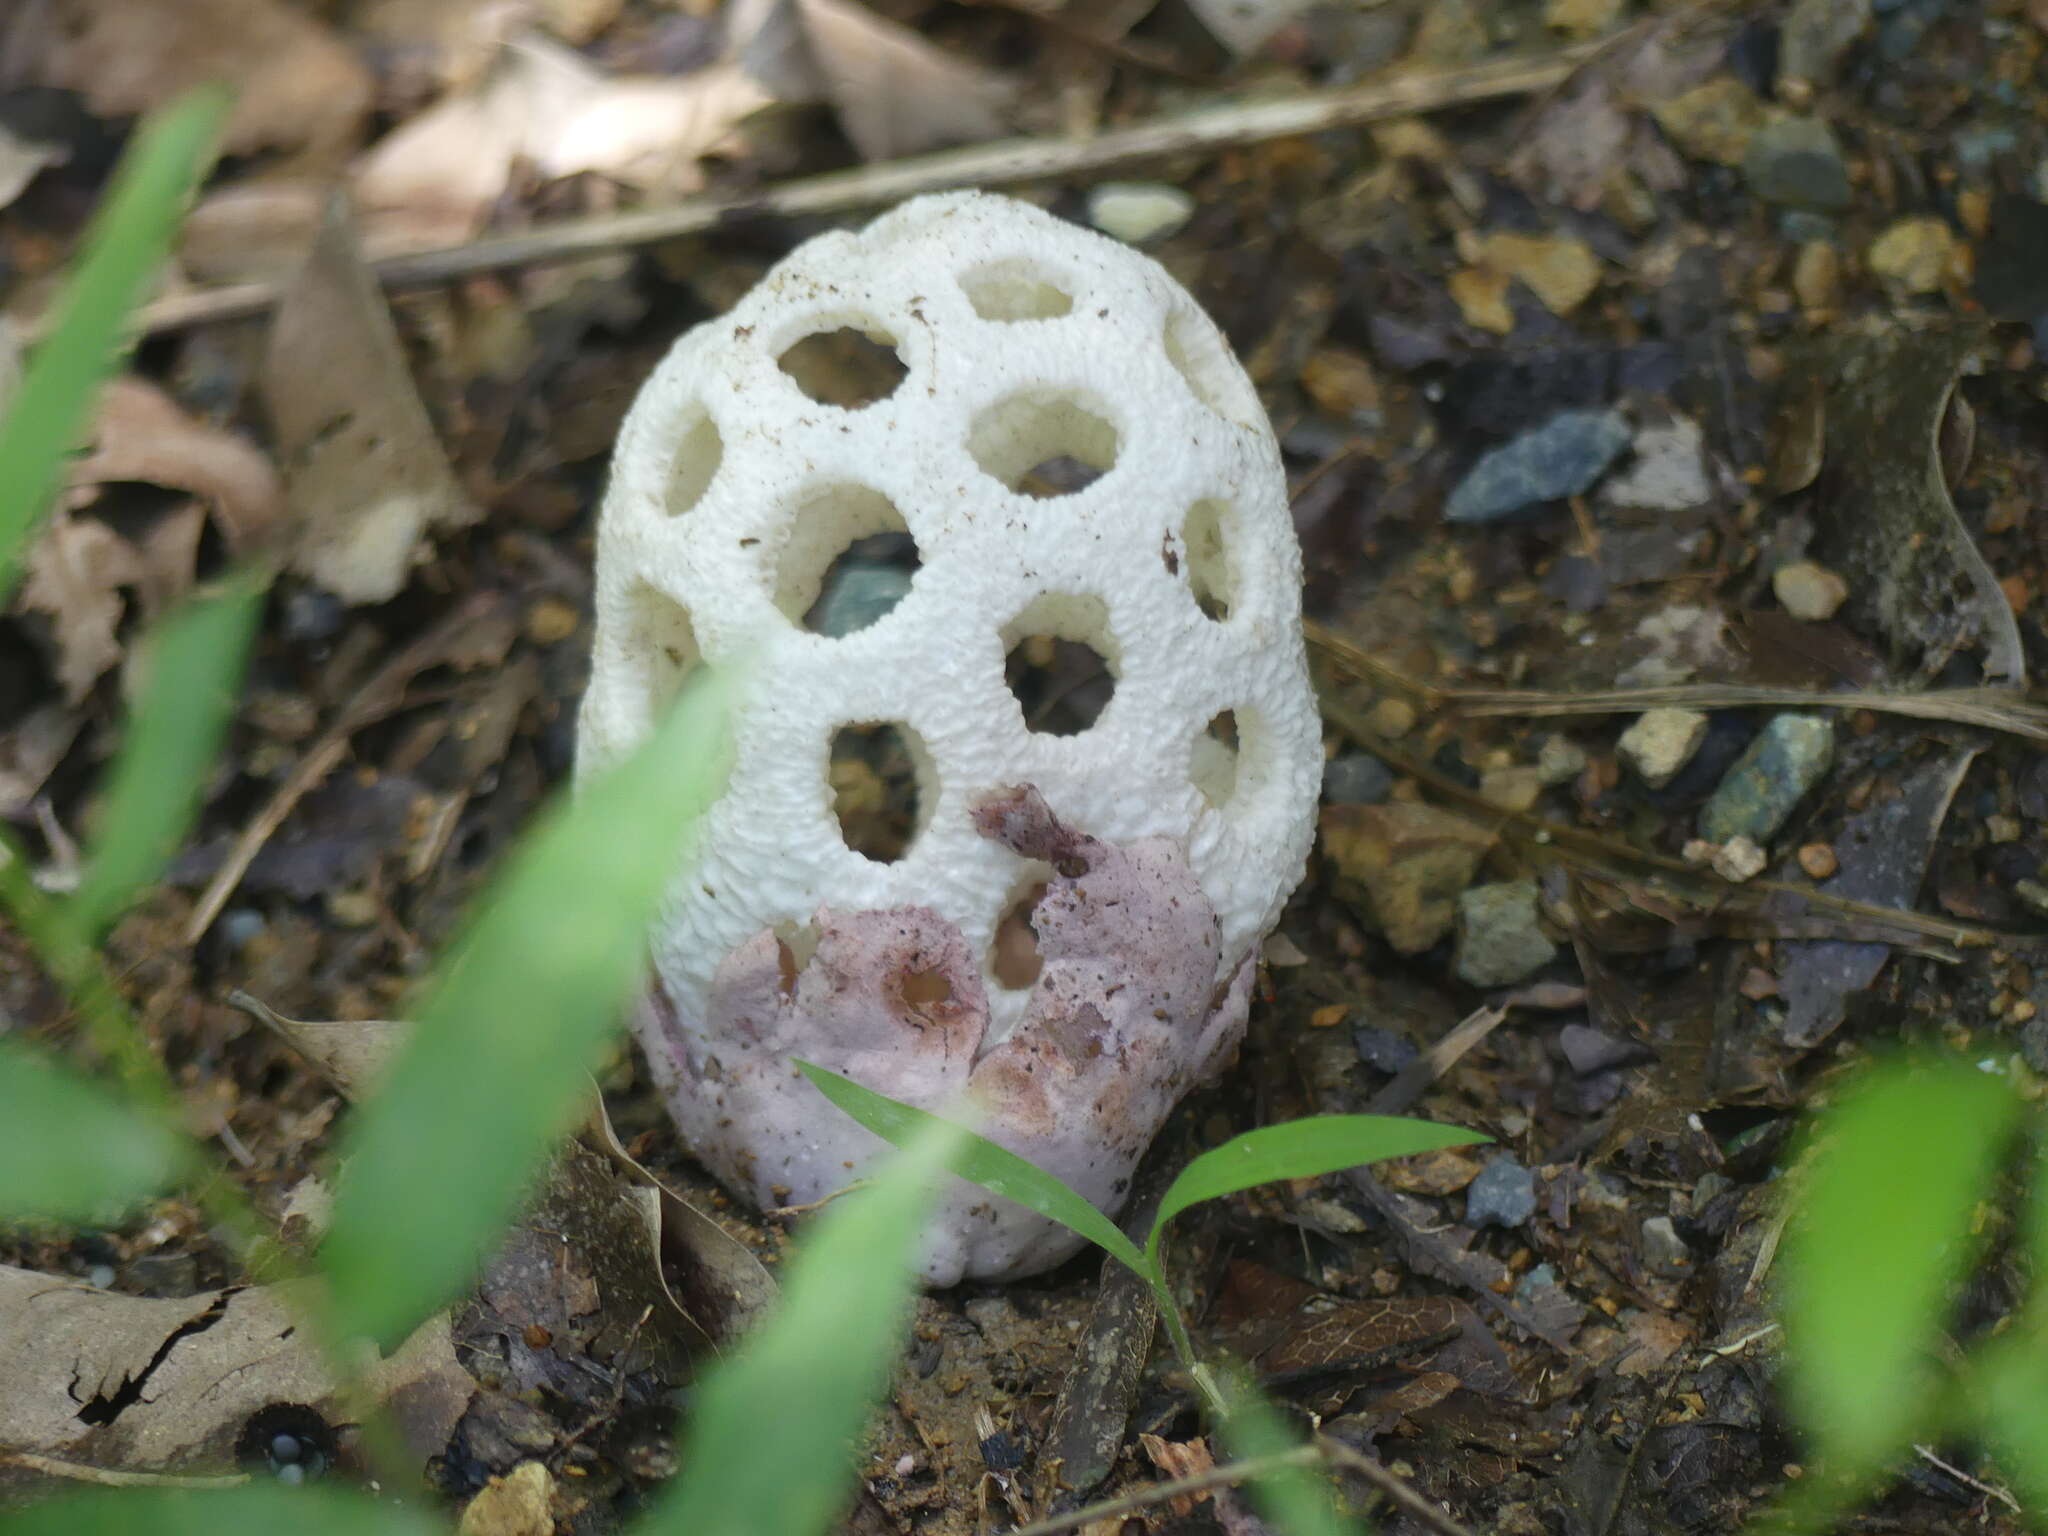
[
  {"left": 667, "top": 406, "right": 723, "bottom": 515},
  {"left": 1193, "top": 710, "right": 1240, "bottom": 809},
  {"left": 621, "top": 582, "right": 700, "bottom": 729},
  {"left": 830, "top": 721, "right": 927, "bottom": 863},
  {"left": 968, "top": 391, "right": 1119, "bottom": 498},
  {"left": 1001, "top": 593, "right": 1118, "bottom": 736},
  {"left": 1164, "top": 306, "right": 1259, "bottom": 431},
  {"left": 777, "top": 325, "right": 907, "bottom": 408},
  {"left": 960, "top": 260, "right": 1074, "bottom": 321},
  {"left": 990, "top": 878, "right": 1050, "bottom": 991},
  {"left": 1180, "top": 498, "right": 1235, "bottom": 620},
  {"left": 773, "top": 483, "right": 920, "bottom": 636}
]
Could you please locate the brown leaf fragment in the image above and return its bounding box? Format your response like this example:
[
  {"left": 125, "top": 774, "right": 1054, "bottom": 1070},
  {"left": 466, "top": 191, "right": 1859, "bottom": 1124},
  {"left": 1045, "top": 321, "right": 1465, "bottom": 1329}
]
[
  {"left": 263, "top": 192, "right": 474, "bottom": 605},
  {"left": 0, "top": 121, "right": 63, "bottom": 213},
  {"left": 0, "top": 703, "right": 81, "bottom": 817},
  {"left": 0, "top": 1265, "right": 471, "bottom": 1488},
  {"left": 20, "top": 512, "right": 144, "bottom": 702},
  {"left": 229, "top": 989, "right": 408, "bottom": 1101},
  {"left": 1138, "top": 1433, "right": 1217, "bottom": 1515},
  {"left": 733, "top": 0, "right": 1014, "bottom": 161},
  {"left": 29, "top": 0, "right": 371, "bottom": 159},
  {"left": 70, "top": 375, "right": 285, "bottom": 558}
]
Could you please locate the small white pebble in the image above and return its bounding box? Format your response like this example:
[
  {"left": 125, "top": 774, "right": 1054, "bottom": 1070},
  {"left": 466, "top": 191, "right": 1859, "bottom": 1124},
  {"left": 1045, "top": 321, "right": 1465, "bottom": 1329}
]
[{"left": 1772, "top": 560, "right": 1849, "bottom": 622}]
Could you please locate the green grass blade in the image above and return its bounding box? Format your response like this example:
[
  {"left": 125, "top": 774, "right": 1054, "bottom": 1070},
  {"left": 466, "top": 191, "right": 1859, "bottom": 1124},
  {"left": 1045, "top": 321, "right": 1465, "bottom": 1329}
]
[
  {"left": 1778, "top": 1054, "right": 2020, "bottom": 1488},
  {"left": 64, "top": 573, "right": 263, "bottom": 943},
  {"left": 0, "top": 86, "right": 230, "bottom": 598},
  {"left": 643, "top": 1112, "right": 970, "bottom": 1536},
  {"left": 320, "top": 667, "right": 737, "bottom": 1350},
  {"left": 796, "top": 1059, "right": 1151, "bottom": 1278},
  {"left": 0, "top": 1041, "right": 192, "bottom": 1223},
  {"left": 0, "top": 1484, "right": 447, "bottom": 1536},
  {"left": 1147, "top": 1115, "right": 1489, "bottom": 1268},
  {"left": 1213, "top": 1365, "right": 1362, "bottom": 1536}
]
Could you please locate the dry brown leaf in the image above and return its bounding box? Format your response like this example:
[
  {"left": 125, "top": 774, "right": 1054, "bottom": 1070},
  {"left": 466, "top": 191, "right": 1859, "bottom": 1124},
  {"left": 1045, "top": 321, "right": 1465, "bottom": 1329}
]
[
  {"left": 30, "top": 0, "right": 372, "bottom": 159},
  {"left": 0, "top": 1265, "right": 473, "bottom": 1482},
  {"left": 732, "top": 0, "right": 1014, "bottom": 162},
  {"left": 19, "top": 513, "right": 145, "bottom": 703},
  {"left": 0, "top": 122, "right": 63, "bottom": 213},
  {"left": 354, "top": 35, "right": 768, "bottom": 248},
  {"left": 1184, "top": 0, "right": 1316, "bottom": 55},
  {"left": 72, "top": 377, "right": 285, "bottom": 554},
  {"left": 178, "top": 179, "right": 329, "bottom": 284},
  {"left": 263, "top": 192, "right": 473, "bottom": 604},
  {"left": 0, "top": 704, "right": 83, "bottom": 817}
]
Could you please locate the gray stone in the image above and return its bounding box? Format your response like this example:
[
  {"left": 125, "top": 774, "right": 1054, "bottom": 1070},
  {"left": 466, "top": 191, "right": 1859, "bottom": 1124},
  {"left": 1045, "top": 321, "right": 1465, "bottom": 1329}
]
[
  {"left": 1454, "top": 880, "right": 1559, "bottom": 987},
  {"left": 1617, "top": 707, "right": 1710, "bottom": 788},
  {"left": 1514, "top": 1262, "right": 1560, "bottom": 1304},
  {"left": 1466, "top": 1155, "right": 1538, "bottom": 1229},
  {"left": 1536, "top": 734, "right": 1589, "bottom": 786},
  {"left": 1744, "top": 117, "right": 1852, "bottom": 210},
  {"left": 1354, "top": 1026, "right": 1419, "bottom": 1073},
  {"left": 1323, "top": 753, "right": 1395, "bottom": 805},
  {"left": 1445, "top": 409, "right": 1631, "bottom": 524},
  {"left": 810, "top": 560, "right": 913, "bottom": 637},
  {"left": 1778, "top": 0, "right": 1872, "bottom": 88},
  {"left": 1602, "top": 417, "right": 1711, "bottom": 512},
  {"left": 1087, "top": 182, "right": 1195, "bottom": 246},
  {"left": 1699, "top": 713, "right": 1836, "bottom": 844}
]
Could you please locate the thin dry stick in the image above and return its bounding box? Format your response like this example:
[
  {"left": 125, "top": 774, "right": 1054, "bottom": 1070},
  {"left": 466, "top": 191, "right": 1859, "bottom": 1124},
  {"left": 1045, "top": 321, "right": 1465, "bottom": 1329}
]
[
  {"left": 1316, "top": 1436, "right": 1481, "bottom": 1536},
  {"left": 132, "top": 46, "right": 1598, "bottom": 336},
  {"left": 1003, "top": 1446, "right": 1320, "bottom": 1536},
  {"left": 1306, "top": 621, "right": 2048, "bottom": 742}
]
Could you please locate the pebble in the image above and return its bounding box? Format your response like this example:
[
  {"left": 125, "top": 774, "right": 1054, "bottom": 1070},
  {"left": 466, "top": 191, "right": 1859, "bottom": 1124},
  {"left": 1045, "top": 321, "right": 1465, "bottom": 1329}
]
[
  {"left": 1649, "top": 77, "right": 1767, "bottom": 166},
  {"left": 1536, "top": 734, "right": 1589, "bottom": 786},
  {"left": 1324, "top": 753, "right": 1395, "bottom": 805},
  {"left": 1465, "top": 1155, "right": 1538, "bottom": 1229},
  {"left": 1867, "top": 215, "right": 1961, "bottom": 294},
  {"left": 1321, "top": 803, "right": 1497, "bottom": 953},
  {"left": 1710, "top": 834, "right": 1768, "bottom": 882},
  {"left": 1514, "top": 1262, "right": 1562, "bottom": 1305},
  {"left": 1792, "top": 240, "right": 1841, "bottom": 312},
  {"left": 1797, "top": 841, "right": 1839, "bottom": 878},
  {"left": 1454, "top": 880, "right": 1559, "bottom": 987},
  {"left": 1699, "top": 713, "right": 1836, "bottom": 844},
  {"left": 1087, "top": 182, "right": 1195, "bottom": 245},
  {"left": 523, "top": 597, "right": 579, "bottom": 645},
  {"left": 1743, "top": 116, "right": 1852, "bottom": 209},
  {"left": 1445, "top": 409, "right": 1632, "bottom": 524},
  {"left": 1355, "top": 1026, "right": 1419, "bottom": 1073},
  {"left": 1602, "top": 417, "right": 1711, "bottom": 511},
  {"left": 1479, "top": 765, "right": 1543, "bottom": 813},
  {"left": 1772, "top": 559, "right": 1850, "bottom": 620},
  {"left": 1369, "top": 696, "right": 1418, "bottom": 736},
  {"left": 1779, "top": 0, "right": 1874, "bottom": 89},
  {"left": 811, "top": 560, "right": 913, "bottom": 637},
  {"left": 1617, "top": 707, "right": 1709, "bottom": 788}
]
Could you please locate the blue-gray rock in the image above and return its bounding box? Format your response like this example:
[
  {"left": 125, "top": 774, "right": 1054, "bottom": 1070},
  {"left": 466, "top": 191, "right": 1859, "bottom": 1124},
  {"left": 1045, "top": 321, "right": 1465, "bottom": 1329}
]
[
  {"left": 1698, "top": 713, "right": 1835, "bottom": 844},
  {"left": 810, "top": 561, "right": 913, "bottom": 637},
  {"left": 1444, "top": 409, "right": 1631, "bottom": 524},
  {"left": 1744, "top": 117, "right": 1852, "bottom": 210},
  {"left": 1466, "top": 1155, "right": 1537, "bottom": 1230},
  {"left": 1454, "top": 880, "right": 1558, "bottom": 987},
  {"left": 1354, "top": 1026, "right": 1419, "bottom": 1074},
  {"left": 1323, "top": 753, "right": 1395, "bottom": 805},
  {"left": 1514, "top": 1262, "right": 1560, "bottom": 1304}
]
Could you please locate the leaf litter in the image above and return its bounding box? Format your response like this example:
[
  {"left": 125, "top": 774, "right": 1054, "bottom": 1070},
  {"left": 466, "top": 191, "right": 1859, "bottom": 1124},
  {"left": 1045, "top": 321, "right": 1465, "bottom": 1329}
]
[{"left": 4, "top": 0, "right": 2048, "bottom": 1531}]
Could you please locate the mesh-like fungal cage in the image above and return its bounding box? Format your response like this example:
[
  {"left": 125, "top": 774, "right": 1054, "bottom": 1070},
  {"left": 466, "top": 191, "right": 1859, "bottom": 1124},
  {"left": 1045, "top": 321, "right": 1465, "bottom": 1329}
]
[{"left": 579, "top": 193, "right": 1320, "bottom": 1280}]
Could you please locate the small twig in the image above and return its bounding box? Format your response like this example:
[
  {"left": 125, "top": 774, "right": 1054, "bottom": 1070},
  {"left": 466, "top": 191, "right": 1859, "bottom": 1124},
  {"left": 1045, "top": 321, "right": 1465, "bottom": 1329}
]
[
  {"left": 1909, "top": 1444, "right": 2022, "bottom": 1515},
  {"left": 1004, "top": 1445, "right": 1320, "bottom": 1536},
  {"left": 130, "top": 46, "right": 1598, "bottom": 336},
  {"left": 1316, "top": 1436, "right": 1480, "bottom": 1536},
  {"left": 1306, "top": 620, "right": 2048, "bottom": 742},
  {"left": 0, "top": 1451, "right": 249, "bottom": 1489}
]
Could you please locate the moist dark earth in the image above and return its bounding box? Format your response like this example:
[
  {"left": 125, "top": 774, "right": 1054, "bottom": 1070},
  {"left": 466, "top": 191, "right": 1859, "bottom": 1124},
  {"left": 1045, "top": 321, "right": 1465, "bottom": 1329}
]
[{"left": 3, "top": 0, "right": 2047, "bottom": 1531}]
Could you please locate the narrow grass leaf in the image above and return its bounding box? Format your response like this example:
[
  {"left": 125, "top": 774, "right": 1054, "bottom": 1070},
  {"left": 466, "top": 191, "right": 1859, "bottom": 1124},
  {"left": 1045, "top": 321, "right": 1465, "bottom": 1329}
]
[
  {"left": 1214, "top": 1365, "right": 1360, "bottom": 1536},
  {"left": 65, "top": 574, "right": 263, "bottom": 943},
  {"left": 1779, "top": 1054, "right": 2020, "bottom": 1486},
  {"left": 1148, "top": 1115, "right": 1488, "bottom": 1266},
  {"left": 1975, "top": 1329, "right": 2048, "bottom": 1519},
  {"left": 797, "top": 1059, "right": 1149, "bottom": 1276},
  {"left": 0, "top": 1041, "right": 191, "bottom": 1223},
  {"left": 0, "top": 87, "right": 230, "bottom": 597},
  {"left": 321, "top": 668, "right": 737, "bottom": 1350},
  {"left": 645, "top": 1112, "right": 970, "bottom": 1536},
  {"left": 0, "top": 1484, "right": 447, "bottom": 1536}
]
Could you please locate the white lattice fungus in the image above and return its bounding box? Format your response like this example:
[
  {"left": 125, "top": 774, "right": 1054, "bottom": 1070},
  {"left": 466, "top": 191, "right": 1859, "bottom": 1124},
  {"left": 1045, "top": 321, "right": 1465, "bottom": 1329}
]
[{"left": 579, "top": 192, "right": 1320, "bottom": 1282}]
